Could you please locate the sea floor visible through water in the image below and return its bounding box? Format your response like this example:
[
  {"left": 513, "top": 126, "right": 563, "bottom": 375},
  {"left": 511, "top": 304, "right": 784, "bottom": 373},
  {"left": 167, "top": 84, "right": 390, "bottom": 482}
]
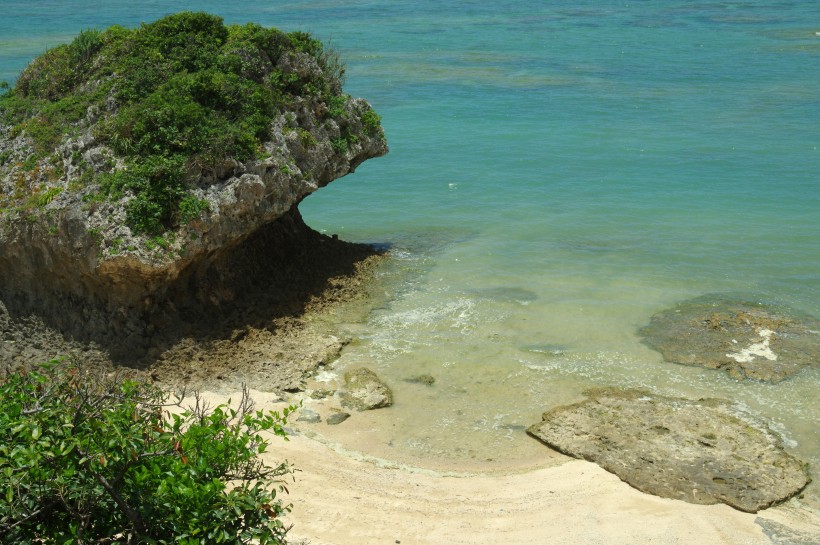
[{"left": 290, "top": 245, "right": 820, "bottom": 508}]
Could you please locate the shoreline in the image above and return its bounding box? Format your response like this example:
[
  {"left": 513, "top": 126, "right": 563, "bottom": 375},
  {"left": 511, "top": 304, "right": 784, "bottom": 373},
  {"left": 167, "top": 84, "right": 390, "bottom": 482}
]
[
  {"left": 0, "top": 224, "right": 387, "bottom": 392},
  {"left": 3, "top": 236, "right": 818, "bottom": 543},
  {"left": 198, "top": 388, "right": 820, "bottom": 545},
  {"left": 286, "top": 377, "right": 567, "bottom": 476}
]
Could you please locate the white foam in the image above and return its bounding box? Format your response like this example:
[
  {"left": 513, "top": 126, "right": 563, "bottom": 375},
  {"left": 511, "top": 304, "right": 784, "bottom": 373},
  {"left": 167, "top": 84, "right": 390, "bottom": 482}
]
[
  {"left": 372, "top": 298, "right": 477, "bottom": 335},
  {"left": 725, "top": 328, "right": 778, "bottom": 363},
  {"left": 767, "top": 419, "right": 799, "bottom": 449},
  {"left": 389, "top": 249, "right": 415, "bottom": 260},
  {"left": 314, "top": 369, "right": 340, "bottom": 383}
]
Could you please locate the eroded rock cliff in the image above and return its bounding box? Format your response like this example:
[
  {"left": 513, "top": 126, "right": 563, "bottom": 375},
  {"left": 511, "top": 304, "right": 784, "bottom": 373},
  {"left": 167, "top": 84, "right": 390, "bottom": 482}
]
[{"left": 0, "top": 13, "right": 387, "bottom": 362}]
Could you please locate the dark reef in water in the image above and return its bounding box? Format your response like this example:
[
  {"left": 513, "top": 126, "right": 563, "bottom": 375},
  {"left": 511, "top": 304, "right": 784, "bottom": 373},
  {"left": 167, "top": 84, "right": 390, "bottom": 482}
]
[{"left": 639, "top": 295, "right": 820, "bottom": 382}]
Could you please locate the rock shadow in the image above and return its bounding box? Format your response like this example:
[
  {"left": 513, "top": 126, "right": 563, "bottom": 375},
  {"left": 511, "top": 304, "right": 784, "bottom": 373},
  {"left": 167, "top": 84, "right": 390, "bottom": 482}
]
[{"left": 0, "top": 207, "right": 387, "bottom": 387}]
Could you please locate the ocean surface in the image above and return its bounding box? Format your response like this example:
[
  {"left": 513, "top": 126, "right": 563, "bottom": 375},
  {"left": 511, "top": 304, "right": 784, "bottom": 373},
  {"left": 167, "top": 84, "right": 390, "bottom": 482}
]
[{"left": 3, "top": 1, "right": 819, "bottom": 484}]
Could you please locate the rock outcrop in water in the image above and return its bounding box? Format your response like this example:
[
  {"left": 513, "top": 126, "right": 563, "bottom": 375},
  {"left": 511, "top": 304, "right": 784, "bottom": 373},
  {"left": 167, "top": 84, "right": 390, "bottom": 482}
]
[
  {"left": 340, "top": 367, "right": 393, "bottom": 411},
  {"left": 638, "top": 296, "right": 820, "bottom": 382},
  {"left": 0, "top": 13, "right": 387, "bottom": 362},
  {"left": 527, "top": 388, "right": 811, "bottom": 513}
]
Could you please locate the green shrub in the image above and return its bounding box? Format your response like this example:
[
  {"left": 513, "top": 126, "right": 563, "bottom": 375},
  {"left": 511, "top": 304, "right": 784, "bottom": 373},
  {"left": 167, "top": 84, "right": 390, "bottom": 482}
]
[
  {"left": 326, "top": 94, "right": 347, "bottom": 119},
  {"left": 35, "top": 187, "right": 62, "bottom": 207},
  {"left": 294, "top": 127, "right": 317, "bottom": 149},
  {"left": 178, "top": 195, "right": 210, "bottom": 224},
  {"left": 125, "top": 196, "right": 168, "bottom": 236},
  {"left": 0, "top": 361, "right": 295, "bottom": 544},
  {"left": 15, "top": 45, "right": 76, "bottom": 101},
  {"left": 70, "top": 28, "right": 104, "bottom": 66},
  {"left": 99, "top": 154, "right": 188, "bottom": 235},
  {"left": 21, "top": 154, "right": 38, "bottom": 171},
  {"left": 316, "top": 41, "right": 346, "bottom": 94},
  {"left": 361, "top": 108, "right": 382, "bottom": 135},
  {"left": 331, "top": 137, "right": 348, "bottom": 155}
]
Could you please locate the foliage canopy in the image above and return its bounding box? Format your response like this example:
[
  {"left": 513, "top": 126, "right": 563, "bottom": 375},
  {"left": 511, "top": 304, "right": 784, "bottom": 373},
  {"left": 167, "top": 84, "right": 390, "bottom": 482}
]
[
  {"left": 0, "top": 361, "right": 295, "bottom": 544},
  {"left": 0, "top": 11, "right": 358, "bottom": 235}
]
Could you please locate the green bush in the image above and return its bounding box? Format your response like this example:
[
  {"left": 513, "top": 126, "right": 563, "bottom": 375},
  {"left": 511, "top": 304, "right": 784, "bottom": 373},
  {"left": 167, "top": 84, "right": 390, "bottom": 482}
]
[
  {"left": 331, "top": 137, "right": 349, "bottom": 155},
  {"left": 361, "top": 108, "right": 382, "bottom": 135},
  {"left": 70, "top": 28, "right": 104, "bottom": 66},
  {"left": 0, "top": 362, "right": 295, "bottom": 544},
  {"left": 99, "top": 155, "right": 188, "bottom": 235},
  {"left": 178, "top": 195, "right": 210, "bottom": 224},
  {"left": 14, "top": 45, "right": 75, "bottom": 101}
]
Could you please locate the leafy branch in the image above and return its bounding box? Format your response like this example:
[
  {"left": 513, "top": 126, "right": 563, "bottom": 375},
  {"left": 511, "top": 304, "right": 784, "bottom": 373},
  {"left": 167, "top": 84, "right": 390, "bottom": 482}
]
[{"left": 0, "top": 360, "right": 296, "bottom": 544}]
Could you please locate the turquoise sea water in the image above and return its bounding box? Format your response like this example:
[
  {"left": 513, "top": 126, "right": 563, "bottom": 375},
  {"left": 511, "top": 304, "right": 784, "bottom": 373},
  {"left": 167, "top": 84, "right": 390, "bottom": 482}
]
[{"left": 3, "top": 1, "right": 819, "bottom": 483}]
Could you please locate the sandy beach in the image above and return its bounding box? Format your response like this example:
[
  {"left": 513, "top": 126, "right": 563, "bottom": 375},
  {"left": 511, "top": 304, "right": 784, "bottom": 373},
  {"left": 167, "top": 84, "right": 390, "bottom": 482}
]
[
  {"left": 2, "top": 233, "right": 816, "bottom": 545},
  {"left": 197, "top": 390, "right": 819, "bottom": 545}
]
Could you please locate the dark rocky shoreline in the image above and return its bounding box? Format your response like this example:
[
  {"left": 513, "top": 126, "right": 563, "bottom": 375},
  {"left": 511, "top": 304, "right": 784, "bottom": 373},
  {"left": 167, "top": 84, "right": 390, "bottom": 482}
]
[{"left": 1, "top": 212, "right": 387, "bottom": 393}]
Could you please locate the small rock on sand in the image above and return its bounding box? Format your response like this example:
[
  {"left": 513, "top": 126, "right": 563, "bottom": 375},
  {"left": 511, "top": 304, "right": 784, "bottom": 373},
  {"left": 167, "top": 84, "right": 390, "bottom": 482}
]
[
  {"left": 340, "top": 367, "right": 393, "bottom": 411},
  {"left": 296, "top": 408, "right": 322, "bottom": 423},
  {"left": 326, "top": 412, "right": 351, "bottom": 425}
]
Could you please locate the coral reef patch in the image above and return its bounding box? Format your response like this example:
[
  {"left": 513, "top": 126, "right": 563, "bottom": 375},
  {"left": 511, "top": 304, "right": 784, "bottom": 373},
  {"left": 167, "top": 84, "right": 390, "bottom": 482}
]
[{"left": 639, "top": 295, "right": 820, "bottom": 382}]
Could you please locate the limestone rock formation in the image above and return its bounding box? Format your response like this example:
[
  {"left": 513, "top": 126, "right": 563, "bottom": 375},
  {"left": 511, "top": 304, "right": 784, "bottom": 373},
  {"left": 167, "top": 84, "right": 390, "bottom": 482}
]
[
  {"left": 340, "top": 367, "right": 393, "bottom": 411},
  {"left": 639, "top": 296, "right": 820, "bottom": 382},
  {"left": 0, "top": 14, "right": 387, "bottom": 361},
  {"left": 527, "top": 388, "right": 811, "bottom": 513}
]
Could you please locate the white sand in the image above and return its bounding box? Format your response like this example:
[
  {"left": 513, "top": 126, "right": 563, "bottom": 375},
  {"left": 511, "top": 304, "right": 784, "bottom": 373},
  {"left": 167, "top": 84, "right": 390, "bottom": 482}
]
[{"left": 197, "top": 390, "right": 819, "bottom": 545}]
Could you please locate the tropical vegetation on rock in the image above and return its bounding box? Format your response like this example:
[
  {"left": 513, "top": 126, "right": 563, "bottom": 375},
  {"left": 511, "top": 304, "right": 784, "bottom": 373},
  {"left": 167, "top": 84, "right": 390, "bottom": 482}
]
[{"left": 0, "top": 12, "right": 379, "bottom": 235}]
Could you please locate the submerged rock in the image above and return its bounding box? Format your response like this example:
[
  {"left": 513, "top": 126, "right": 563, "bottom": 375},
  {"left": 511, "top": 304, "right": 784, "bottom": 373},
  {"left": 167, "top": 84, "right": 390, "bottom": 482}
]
[
  {"left": 403, "top": 374, "right": 435, "bottom": 386},
  {"left": 472, "top": 286, "right": 538, "bottom": 304},
  {"left": 326, "top": 412, "right": 350, "bottom": 425},
  {"left": 755, "top": 517, "right": 820, "bottom": 545},
  {"left": 639, "top": 296, "right": 820, "bottom": 382},
  {"left": 527, "top": 388, "right": 811, "bottom": 513},
  {"left": 340, "top": 367, "right": 393, "bottom": 411}
]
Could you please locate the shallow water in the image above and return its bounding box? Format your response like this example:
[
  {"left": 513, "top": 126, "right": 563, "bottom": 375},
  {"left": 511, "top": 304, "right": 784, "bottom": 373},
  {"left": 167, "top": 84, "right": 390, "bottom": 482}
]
[{"left": 3, "top": 0, "right": 819, "bottom": 494}]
